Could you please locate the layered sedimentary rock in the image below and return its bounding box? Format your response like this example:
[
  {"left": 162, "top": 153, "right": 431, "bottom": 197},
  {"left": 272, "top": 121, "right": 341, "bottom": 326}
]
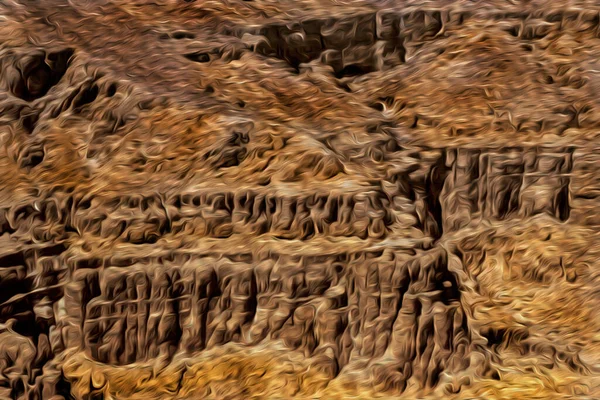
[{"left": 1, "top": 0, "right": 600, "bottom": 399}]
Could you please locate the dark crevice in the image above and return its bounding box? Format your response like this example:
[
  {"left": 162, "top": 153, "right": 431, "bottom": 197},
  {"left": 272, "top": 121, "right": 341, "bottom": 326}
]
[
  {"left": 106, "top": 83, "right": 117, "bottom": 97},
  {"left": 424, "top": 154, "right": 450, "bottom": 240},
  {"left": 172, "top": 31, "right": 195, "bottom": 39},
  {"left": 13, "top": 48, "right": 74, "bottom": 101},
  {"left": 0, "top": 251, "right": 26, "bottom": 268},
  {"left": 556, "top": 183, "right": 571, "bottom": 222},
  {"left": 496, "top": 184, "right": 520, "bottom": 219},
  {"left": 184, "top": 52, "right": 210, "bottom": 63},
  {"left": 38, "top": 243, "right": 68, "bottom": 258},
  {"left": 334, "top": 63, "right": 377, "bottom": 79},
  {"left": 73, "top": 84, "right": 99, "bottom": 110},
  {"left": 481, "top": 327, "right": 507, "bottom": 347},
  {"left": 56, "top": 373, "right": 75, "bottom": 400},
  {"left": 19, "top": 146, "right": 45, "bottom": 170}
]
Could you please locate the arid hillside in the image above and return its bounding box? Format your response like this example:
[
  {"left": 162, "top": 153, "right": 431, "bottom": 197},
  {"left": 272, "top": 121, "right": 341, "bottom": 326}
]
[{"left": 0, "top": 0, "right": 600, "bottom": 399}]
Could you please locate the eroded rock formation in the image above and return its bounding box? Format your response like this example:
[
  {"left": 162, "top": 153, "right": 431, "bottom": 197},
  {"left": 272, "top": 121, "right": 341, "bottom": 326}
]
[{"left": 0, "top": 0, "right": 600, "bottom": 398}]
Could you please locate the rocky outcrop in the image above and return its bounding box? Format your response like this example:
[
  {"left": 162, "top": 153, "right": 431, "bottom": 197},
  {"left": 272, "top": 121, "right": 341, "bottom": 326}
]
[
  {"left": 60, "top": 247, "right": 468, "bottom": 388},
  {"left": 1, "top": 0, "right": 600, "bottom": 399}
]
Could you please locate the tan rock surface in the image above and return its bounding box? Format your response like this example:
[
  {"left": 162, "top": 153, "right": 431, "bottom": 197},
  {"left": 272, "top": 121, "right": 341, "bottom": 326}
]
[{"left": 0, "top": 0, "right": 600, "bottom": 398}]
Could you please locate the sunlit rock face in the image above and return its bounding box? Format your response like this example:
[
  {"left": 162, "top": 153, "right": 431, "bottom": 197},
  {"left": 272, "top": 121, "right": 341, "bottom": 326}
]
[{"left": 1, "top": 0, "right": 600, "bottom": 398}]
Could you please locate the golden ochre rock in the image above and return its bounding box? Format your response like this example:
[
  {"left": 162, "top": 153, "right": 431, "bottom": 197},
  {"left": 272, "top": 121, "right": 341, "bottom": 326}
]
[{"left": 0, "top": 0, "right": 599, "bottom": 398}]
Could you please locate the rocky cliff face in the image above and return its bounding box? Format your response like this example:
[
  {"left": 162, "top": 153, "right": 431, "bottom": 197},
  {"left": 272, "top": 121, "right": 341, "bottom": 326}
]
[{"left": 1, "top": 0, "right": 600, "bottom": 399}]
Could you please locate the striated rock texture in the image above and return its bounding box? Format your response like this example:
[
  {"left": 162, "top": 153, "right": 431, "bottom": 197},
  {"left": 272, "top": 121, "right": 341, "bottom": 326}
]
[{"left": 1, "top": 0, "right": 600, "bottom": 398}]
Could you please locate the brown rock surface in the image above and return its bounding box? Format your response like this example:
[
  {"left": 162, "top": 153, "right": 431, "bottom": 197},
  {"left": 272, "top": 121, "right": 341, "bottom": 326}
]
[{"left": 1, "top": 0, "right": 600, "bottom": 398}]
